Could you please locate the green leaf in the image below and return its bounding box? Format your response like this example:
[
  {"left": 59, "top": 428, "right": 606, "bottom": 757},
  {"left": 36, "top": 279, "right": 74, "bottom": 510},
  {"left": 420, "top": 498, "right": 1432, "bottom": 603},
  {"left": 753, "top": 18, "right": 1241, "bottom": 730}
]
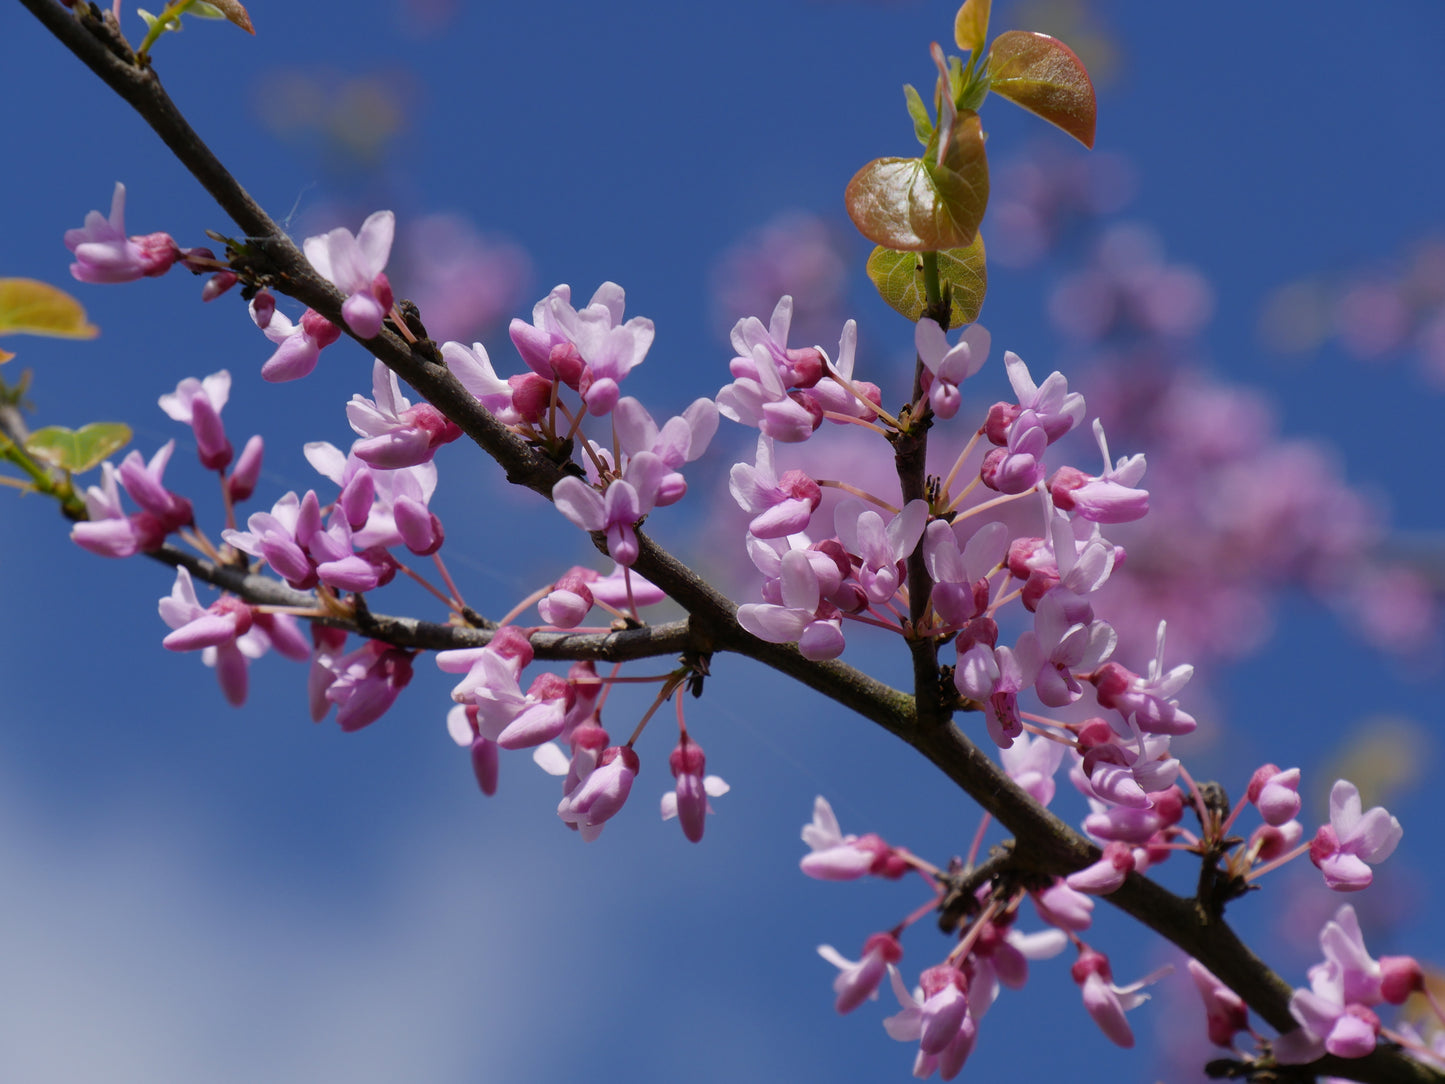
[
  {"left": 954, "top": 0, "right": 991, "bottom": 55},
  {"left": 0, "top": 279, "right": 100, "bottom": 340},
  {"left": 987, "top": 31, "right": 1097, "bottom": 148},
  {"left": 845, "top": 111, "right": 988, "bottom": 252},
  {"left": 865, "top": 235, "right": 987, "bottom": 329},
  {"left": 25, "top": 423, "right": 132, "bottom": 474},
  {"left": 903, "top": 83, "right": 932, "bottom": 147}
]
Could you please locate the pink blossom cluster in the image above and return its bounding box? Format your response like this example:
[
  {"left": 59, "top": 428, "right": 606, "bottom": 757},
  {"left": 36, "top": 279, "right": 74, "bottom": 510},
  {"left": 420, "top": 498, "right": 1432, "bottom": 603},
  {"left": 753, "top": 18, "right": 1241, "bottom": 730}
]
[
  {"left": 802, "top": 752, "right": 1407, "bottom": 1079},
  {"left": 55, "top": 185, "right": 1431, "bottom": 1080}
]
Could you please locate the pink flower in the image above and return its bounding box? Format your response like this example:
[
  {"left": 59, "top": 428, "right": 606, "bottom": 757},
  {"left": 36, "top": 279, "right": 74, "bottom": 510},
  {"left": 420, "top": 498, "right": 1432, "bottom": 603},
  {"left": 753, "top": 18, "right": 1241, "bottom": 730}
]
[
  {"left": 817, "top": 933, "right": 903, "bottom": 1014},
  {"left": 1070, "top": 949, "right": 1151, "bottom": 1048},
  {"left": 883, "top": 964, "right": 977, "bottom": 1080},
  {"left": 65, "top": 183, "right": 181, "bottom": 284},
  {"left": 1187, "top": 959, "right": 1249, "bottom": 1048},
  {"left": 250, "top": 291, "right": 342, "bottom": 382},
  {"left": 1247, "top": 763, "right": 1302, "bottom": 826},
  {"left": 799, "top": 796, "right": 906, "bottom": 879},
  {"left": 915, "top": 320, "right": 989, "bottom": 420},
  {"left": 737, "top": 547, "right": 846, "bottom": 662},
  {"left": 1051, "top": 419, "right": 1149, "bottom": 524},
  {"left": 557, "top": 744, "right": 639, "bottom": 841},
  {"left": 1309, "top": 779, "right": 1402, "bottom": 891},
  {"left": 158, "top": 370, "right": 233, "bottom": 471},
  {"left": 346, "top": 360, "right": 461, "bottom": 468},
  {"left": 834, "top": 498, "right": 929, "bottom": 605},
  {"left": 660, "top": 737, "right": 729, "bottom": 842},
  {"left": 157, "top": 567, "right": 303, "bottom": 706},
  {"left": 318, "top": 641, "right": 415, "bottom": 731},
  {"left": 447, "top": 705, "right": 500, "bottom": 796},
  {"left": 303, "top": 210, "right": 396, "bottom": 338}
]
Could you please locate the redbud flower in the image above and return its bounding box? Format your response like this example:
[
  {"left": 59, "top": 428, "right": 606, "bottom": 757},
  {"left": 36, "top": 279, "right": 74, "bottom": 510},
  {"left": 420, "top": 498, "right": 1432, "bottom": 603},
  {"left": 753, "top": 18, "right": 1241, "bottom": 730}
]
[
  {"left": 157, "top": 567, "right": 285, "bottom": 707},
  {"left": 347, "top": 360, "right": 461, "bottom": 468},
  {"left": 539, "top": 569, "right": 595, "bottom": 628},
  {"left": 953, "top": 642, "right": 1025, "bottom": 748},
  {"left": 1033, "top": 880, "right": 1094, "bottom": 931},
  {"left": 883, "top": 964, "right": 977, "bottom": 1081},
  {"left": 250, "top": 291, "right": 342, "bottom": 382},
  {"left": 65, "top": 182, "right": 181, "bottom": 283},
  {"left": 834, "top": 498, "right": 929, "bottom": 604},
  {"left": 915, "top": 320, "right": 988, "bottom": 420},
  {"left": 1309, "top": 779, "right": 1402, "bottom": 891},
  {"left": 1013, "top": 589, "right": 1117, "bottom": 708},
  {"left": 799, "top": 795, "right": 876, "bottom": 880},
  {"left": 558, "top": 744, "right": 639, "bottom": 841},
  {"left": 115, "top": 440, "right": 194, "bottom": 536},
  {"left": 737, "top": 547, "right": 846, "bottom": 661},
  {"left": 1003, "top": 350, "right": 1085, "bottom": 442},
  {"left": 1052, "top": 419, "right": 1149, "bottom": 524},
  {"left": 1065, "top": 840, "right": 1135, "bottom": 894},
  {"left": 614, "top": 396, "right": 718, "bottom": 506},
  {"left": 999, "top": 730, "right": 1065, "bottom": 806},
  {"left": 320, "top": 641, "right": 415, "bottom": 732},
  {"left": 660, "top": 737, "right": 729, "bottom": 842},
  {"left": 817, "top": 933, "right": 903, "bottom": 1014},
  {"left": 552, "top": 466, "right": 653, "bottom": 567},
  {"left": 923, "top": 519, "right": 1007, "bottom": 628},
  {"left": 447, "top": 704, "right": 500, "bottom": 796},
  {"left": 303, "top": 211, "right": 395, "bottom": 339},
  {"left": 441, "top": 341, "right": 522, "bottom": 423},
  {"left": 71, "top": 461, "right": 162, "bottom": 557},
  {"left": 1186, "top": 959, "right": 1249, "bottom": 1048},
  {"left": 159, "top": 370, "right": 233, "bottom": 471},
  {"left": 226, "top": 435, "right": 265, "bottom": 503},
  {"left": 1247, "top": 763, "right": 1301, "bottom": 826},
  {"left": 1092, "top": 621, "right": 1197, "bottom": 737},
  {"left": 1071, "top": 948, "right": 1151, "bottom": 1048}
]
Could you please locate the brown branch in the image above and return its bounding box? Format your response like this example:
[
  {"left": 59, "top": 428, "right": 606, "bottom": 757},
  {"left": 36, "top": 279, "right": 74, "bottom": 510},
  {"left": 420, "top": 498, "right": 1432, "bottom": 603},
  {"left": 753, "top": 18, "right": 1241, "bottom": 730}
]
[{"left": 16, "top": 6, "right": 1444, "bottom": 1084}]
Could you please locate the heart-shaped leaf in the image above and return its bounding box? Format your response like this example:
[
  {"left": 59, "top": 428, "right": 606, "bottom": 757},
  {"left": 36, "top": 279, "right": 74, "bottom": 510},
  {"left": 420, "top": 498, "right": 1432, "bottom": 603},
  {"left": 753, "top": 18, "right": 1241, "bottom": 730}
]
[
  {"left": 954, "top": 0, "right": 991, "bottom": 55},
  {"left": 25, "top": 422, "right": 132, "bottom": 474},
  {"left": 987, "top": 30, "right": 1096, "bottom": 148},
  {"left": 865, "top": 234, "right": 987, "bottom": 329},
  {"left": 845, "top": 112, "right": 987, "bottom": 251},
  {"left": 0, "top": 278, "right": 100, "bottom": 340}
]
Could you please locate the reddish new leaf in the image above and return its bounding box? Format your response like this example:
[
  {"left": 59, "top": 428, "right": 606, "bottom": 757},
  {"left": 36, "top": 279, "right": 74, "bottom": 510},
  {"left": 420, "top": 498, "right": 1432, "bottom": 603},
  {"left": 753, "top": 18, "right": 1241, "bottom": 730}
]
[
  {"left": 201, "top": 0, "right": 254, "bottom": 34},
  {"left": 845, "top": 112, "right": 988, "bottom": 252},
  {"left": 987, "top": 31, "right": 1096, "bottom": 148}
]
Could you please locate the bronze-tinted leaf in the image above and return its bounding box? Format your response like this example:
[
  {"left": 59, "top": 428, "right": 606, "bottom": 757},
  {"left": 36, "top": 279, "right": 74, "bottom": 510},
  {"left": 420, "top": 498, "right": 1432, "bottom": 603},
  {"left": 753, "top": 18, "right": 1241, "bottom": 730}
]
[
  {"left": 954, "top": 0, "right": 991, "bottom": 55},
  {"left": 196, "top": 0, "right": 255, "bottom": 33},
  {"left": 844, "top": 112, "right": 988, "bottom": 252},
  {"left": 865, "top": 235, "right": 987, "bottom": 329},
  {"left": 987, "top": 30, "right": 1096, "bottom": 148},
  {"left": 25, "top": 422, "right": 132, "bottom": 474}
]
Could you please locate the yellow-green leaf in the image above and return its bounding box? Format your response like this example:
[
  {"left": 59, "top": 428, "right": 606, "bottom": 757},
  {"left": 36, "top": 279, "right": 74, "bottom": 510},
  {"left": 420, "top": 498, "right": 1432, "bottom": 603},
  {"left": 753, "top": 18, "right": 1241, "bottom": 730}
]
[
  {"left": 865, "top": 235, "right": 987, "bottom": 329},
  {"left": 954, "top": 0, "right": 991, "bottom": 55},
  {"left": 25, "top": 423, "right": 132, "bottom": 474},
  {"left": 987, "top": 31, "right": 1096, "bottom": 148},
  {"left": 0, "top": 279, "right": 100, "bottom": 340}
]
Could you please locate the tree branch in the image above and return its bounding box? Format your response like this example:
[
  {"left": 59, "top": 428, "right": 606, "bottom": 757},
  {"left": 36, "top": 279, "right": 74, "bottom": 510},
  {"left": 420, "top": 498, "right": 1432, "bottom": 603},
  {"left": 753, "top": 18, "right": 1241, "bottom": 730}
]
[{"left": 17, "top": 6, "right": 1443, "bottom": 1083}]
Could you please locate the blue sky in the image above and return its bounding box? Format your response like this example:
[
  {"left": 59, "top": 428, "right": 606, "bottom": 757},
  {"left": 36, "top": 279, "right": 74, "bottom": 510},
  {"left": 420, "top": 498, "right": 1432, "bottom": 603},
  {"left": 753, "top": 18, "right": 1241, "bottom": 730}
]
[{"left": 3, "top": 1, "right": 1445, "bottom": 1081}]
